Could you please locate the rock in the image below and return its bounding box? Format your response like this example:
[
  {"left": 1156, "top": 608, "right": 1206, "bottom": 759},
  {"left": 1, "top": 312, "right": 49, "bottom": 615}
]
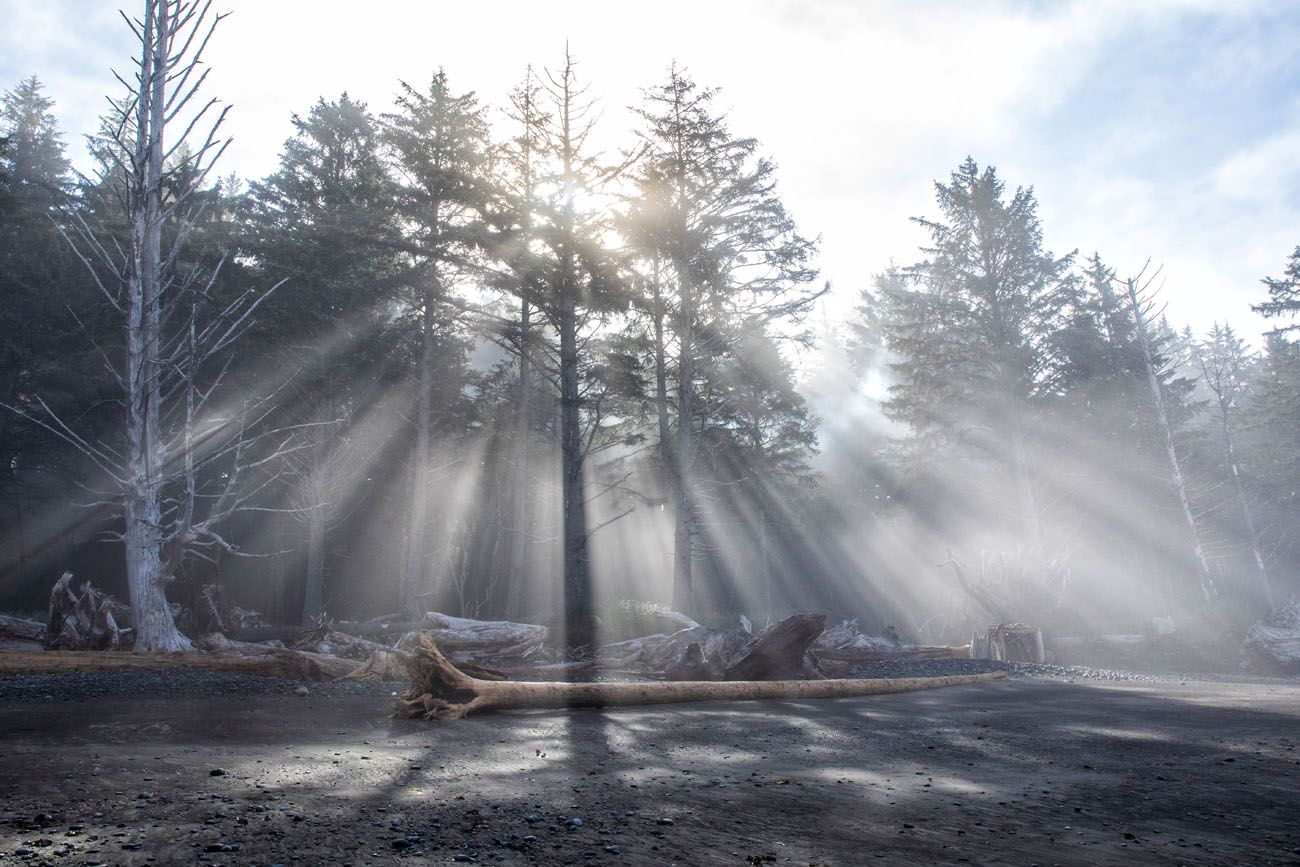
[
  {"left": 605, "top": 844, "right": 621, "bottom": 854},
  {"left": 209, "top": 768, "right": 226, "bottom": 777},
  {"left": 391, "top": 838, "right": 412, "bottom": 849},
  {"left": 568, "top": 817, "right": 583, "bottom": 828},
  {"left": 293, "top": 685, "right": 310, "bottom": 696}
]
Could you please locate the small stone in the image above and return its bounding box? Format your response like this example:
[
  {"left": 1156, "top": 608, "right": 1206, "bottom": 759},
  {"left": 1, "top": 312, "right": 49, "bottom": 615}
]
[
  {"left": 209, "top": 769, "right": 226, "bottom": 777},
  {"left": 656, "top": 818, "right": 674, "bottom": 826},
  {"left": 568, "top": 817, "right": 583, "bottom": 828},
  {"left": 293, "top": 686, "right": 310, "bottom": 696},
  {"left": 391, "top": 839, "right": 412, "bottom": 850},
  {"left": 604, "top": 844, "right": 621, "bottom": 854},
  {"left": 452, "top": 855, "right": 475, "bottom": 863}
]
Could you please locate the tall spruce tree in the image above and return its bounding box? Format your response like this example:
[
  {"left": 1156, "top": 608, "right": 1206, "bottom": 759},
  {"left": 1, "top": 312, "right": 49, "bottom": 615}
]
[
  {"left": 627, "top": 66, "right": 819, "bottom": 612},
  {"left": 383, "top": 70, "right": 492, "bottom": 618},
  {"left": 244, "top": 93, "right": 401, "bottom": 621},
  {"left": 532, "top": 48, "right": 625, "bottom": 646},
  {"left": 881, "top": 157, "right": 1073, "bottom": 548}
]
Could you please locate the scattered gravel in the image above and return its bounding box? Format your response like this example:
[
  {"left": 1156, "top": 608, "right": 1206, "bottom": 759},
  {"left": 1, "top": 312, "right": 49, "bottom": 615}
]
[
  {"left": 4, "top": 657, "right": 1293, "bottom": 707},
  {"left": 849, "top": 656, "right": 1300, "bottom": 685},
  {"left": 0, "top": 669, "right": 402, "bottom": 705}
]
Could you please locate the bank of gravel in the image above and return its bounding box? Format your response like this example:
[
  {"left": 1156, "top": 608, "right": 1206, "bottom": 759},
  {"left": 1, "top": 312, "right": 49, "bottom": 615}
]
[
  {"left": 0, "top": 669, "right": 403, "bottom": 705},
  {"left": 2, "top": 656, "right": 1293, "bottom": 707}
]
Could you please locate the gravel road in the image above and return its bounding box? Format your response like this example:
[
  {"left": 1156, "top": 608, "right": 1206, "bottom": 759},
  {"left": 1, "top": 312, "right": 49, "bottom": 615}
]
[{"left": 3, "top": 665, "right": 1300, "bottom": 865}]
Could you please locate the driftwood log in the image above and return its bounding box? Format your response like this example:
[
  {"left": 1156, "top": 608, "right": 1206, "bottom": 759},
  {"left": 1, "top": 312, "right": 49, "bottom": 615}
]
[
  {"left": 45, "top": 572, "right": 133, "bottom": 650},
  {"left": 724, "top": 613, "right": 826, "bottom": 680},
  {"left": 395, "top": 633, "right": 1007, "bottom": 720},
  {"left": 0, "top": 614, "right": 46, "bottom": 651}
]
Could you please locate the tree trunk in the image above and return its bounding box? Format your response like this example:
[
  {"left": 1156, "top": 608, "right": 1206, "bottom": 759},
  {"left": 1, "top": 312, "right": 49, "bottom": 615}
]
[
  {"left": 507, "top": 292, "right": 532, "bottom": 618},
  {"left": 401, "top": 281, "right": 437, "bottom": 617},
  {"left": 123, "top": 1, "right": 188, "bottom": 651},
  {"left": 672, "top": 272, "right": 695, "bottom": 612},
  {"left": 559, "top": 289, "right": 591, "bottom": 647},
  {"left": 1126, "top": 278, "right": 1216, "bottom": 603},
  {"left": 301, "top": 499, "right": 326, "bottom": 624},
  {"left": 556, "top": 61, "right": 592, "bottom": 650},
  {"left": 1219, "top": 405, "right": 1272, "bottom": 608},
  {"left": 396, "top": 633, "right": 1006, "bottom": 719}
]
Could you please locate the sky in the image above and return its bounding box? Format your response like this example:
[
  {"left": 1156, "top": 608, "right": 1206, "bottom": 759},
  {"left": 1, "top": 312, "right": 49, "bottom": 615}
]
[{"left": 2, "top": 0, "right": 1298, "bottom": 342}]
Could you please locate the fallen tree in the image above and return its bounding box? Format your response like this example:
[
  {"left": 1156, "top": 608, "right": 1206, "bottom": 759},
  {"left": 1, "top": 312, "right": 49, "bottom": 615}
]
[
  {"left": 395, "top": 633, "right": 1008, "bottom": 719},
  {"left": 0, "top": 614, "right": 46, "bottom": 650}
]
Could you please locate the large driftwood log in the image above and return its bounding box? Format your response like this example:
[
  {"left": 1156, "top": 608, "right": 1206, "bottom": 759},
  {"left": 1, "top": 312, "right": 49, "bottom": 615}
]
[
  {"left": 724, "top": 613, "right": 826, "bottom": 680},
  {"left": 0, "top": 614, "right": 46, "bottom": 649},
  {"left": 45, "top": 572, "right": 133, "bottom": 650},
  {"left": 395, "top": 633, "right": 1007, "bottom": 720},
  {"left": 394, "top": 611, "right": 550, "bottom": 669}
]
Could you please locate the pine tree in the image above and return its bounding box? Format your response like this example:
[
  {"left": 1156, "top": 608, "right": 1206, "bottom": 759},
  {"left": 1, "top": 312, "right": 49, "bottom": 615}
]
[
  {"left": 1252, "top": 247, "right": 1300, "bottom": 326},
  {"left": 244, "top": 93, "right": 402, "bottom": 621},
  {"left": 531, "top": 48, "right": 626, "bottom": 647},
  {"left": 627, "top": 65, "right": 819, "bottom": 612},
  {"left": 1196, "top": 322, "right": 1271, "bottom": 606},
  {"left": 881, "top": 157, "right": 1073, "bottom": 547},
  {"left": 0, "top": 76, "right": 92, "bottom": 579},
  {"left": 383, "top": 69, "right": 492, "bottom": 618}
]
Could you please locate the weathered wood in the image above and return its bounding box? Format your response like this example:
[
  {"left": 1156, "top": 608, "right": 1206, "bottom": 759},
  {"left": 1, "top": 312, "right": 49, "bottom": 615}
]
[
  {"left": 971, "top": 624, "right": 1045, "bottom": 664},
  {"left": 0, "top": 614, "right": 45, "bottom": 643},
  {"left": 343, "top": 649, "right": 411, "bottom": 682},
  {"left": 45, "top": 572, "right": 132, "bottom": 651},
  {"left": 395, "top": 633, "right": 1008, "bottom": 720},
  {"left": 723, "top": 613, "right": 826, "bottom": 681},
  {"left": 1248, "top": 598, "right": 1300, "bottom": 673}
]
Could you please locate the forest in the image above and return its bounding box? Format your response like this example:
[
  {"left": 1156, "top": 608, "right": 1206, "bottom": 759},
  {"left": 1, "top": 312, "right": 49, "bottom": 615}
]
[
  {"left": 1, "top": 4, "right": 1298, "bottom": 664},
  {"left": 5, "top": 5, "right": 1300, "bottom": 865}
]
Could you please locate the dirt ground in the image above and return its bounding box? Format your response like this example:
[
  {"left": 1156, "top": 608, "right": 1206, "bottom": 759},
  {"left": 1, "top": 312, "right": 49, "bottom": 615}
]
[{"left": 2, "top": 676, "right": 1300, "bottom": 866}]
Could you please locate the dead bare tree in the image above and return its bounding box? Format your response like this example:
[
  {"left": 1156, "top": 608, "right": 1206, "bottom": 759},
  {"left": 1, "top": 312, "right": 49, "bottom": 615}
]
[
  {"left": 4, "top": 2, "right": 285, "bottom": 650},
  {"left": 1125, "top": 268, "right": 1217, "bottom": 604},
  {"left": 1196, "top": 323, "right": 1272, "bottom": 608}
]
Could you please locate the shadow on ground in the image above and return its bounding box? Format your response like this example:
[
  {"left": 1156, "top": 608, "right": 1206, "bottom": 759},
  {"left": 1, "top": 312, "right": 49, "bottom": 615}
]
[{"left": 3, "top": 677, "right": 1300, "bottom": 865}]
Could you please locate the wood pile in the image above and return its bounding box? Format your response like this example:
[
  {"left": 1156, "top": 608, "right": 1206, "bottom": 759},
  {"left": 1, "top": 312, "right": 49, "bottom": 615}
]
[
  {"left": 45, "top": 572, "right": 133, "bottom": 650},
  {"left": 7, "top": 573, "right": 977, "bottom": 688}
]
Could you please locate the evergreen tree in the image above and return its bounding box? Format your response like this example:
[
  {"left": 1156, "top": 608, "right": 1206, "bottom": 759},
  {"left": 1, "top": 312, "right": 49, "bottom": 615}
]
[
  {"left": 530, "top": 48, "right": 627, "bottom": 646},
  {"left": 383, "top": 70, "right": 492, "bottom": 617},
  {"left": 243, "top": 93, "right": 403, "bottom": 620},
  {"left": 627, "top": 65, "right": 819, "bottom": 612},
  {"left": 881, "top": 157, "right": 1073, "bottom": 546},
  {"left": 1252, "top": 246, "right": 1300, "bottom": 326},
  {"left": 0, "top": 76, "right": 94, "bottom": 580}
]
